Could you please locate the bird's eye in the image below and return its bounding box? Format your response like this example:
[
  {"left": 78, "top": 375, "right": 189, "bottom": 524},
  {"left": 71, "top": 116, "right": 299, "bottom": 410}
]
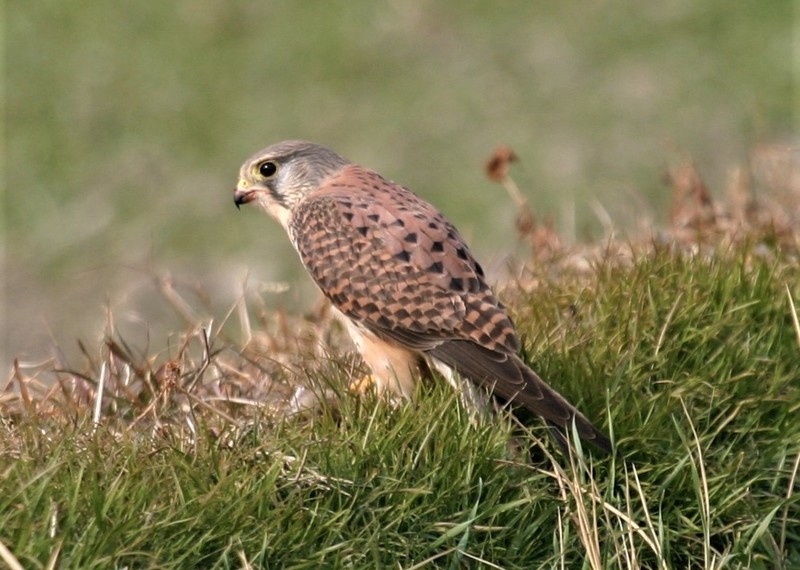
[{"left": 258, "top": 161, "right": 277, "bottom": 178}]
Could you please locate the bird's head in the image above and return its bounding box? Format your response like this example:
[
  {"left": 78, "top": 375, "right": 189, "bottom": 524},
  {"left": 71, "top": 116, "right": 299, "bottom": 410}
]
[{"left": 234, "top": 140, "right": 351, "bottom": 229}]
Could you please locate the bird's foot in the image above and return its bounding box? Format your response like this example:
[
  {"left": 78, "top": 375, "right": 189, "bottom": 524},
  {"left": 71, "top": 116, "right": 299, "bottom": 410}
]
[{"left": 348, "top": 374, "right": 379, "bottom": 395}]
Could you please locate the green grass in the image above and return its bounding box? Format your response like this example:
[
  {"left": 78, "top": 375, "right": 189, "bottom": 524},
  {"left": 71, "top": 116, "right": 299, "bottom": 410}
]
[{"left": 3, "top": 242, "right": 799, "bottom": 568}]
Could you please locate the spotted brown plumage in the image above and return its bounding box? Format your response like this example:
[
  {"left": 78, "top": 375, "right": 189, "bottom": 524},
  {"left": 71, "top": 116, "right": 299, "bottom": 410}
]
[{"left": 234, "top": 140, "right": 611, "bottom": 453}]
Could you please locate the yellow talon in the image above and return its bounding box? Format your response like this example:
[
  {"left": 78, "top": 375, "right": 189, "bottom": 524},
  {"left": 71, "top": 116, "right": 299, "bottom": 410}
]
[{"left": 349, "top": 374, "right": 378, "bottom": 395}]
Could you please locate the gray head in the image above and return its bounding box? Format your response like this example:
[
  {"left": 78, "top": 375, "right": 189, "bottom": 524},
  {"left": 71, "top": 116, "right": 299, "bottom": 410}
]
[{"left": 234, "top": 140, "right": 352, "bottom": 228}]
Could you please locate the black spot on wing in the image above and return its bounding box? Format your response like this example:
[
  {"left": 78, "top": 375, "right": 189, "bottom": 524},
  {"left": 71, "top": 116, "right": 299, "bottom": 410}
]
[{"left": 427, "top": 261, "right": 444, "bottom": 274}]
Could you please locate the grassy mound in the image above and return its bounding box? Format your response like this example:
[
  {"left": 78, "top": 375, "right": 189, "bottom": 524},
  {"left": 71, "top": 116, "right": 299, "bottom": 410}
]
[{"left": 2, "top": 157, "right": 799, "bottom": 568}]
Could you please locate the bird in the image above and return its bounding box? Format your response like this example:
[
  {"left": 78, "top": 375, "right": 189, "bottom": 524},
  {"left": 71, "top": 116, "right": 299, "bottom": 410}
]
[{"left": 233, "top": 140, "right": 611, "bottom": 453}]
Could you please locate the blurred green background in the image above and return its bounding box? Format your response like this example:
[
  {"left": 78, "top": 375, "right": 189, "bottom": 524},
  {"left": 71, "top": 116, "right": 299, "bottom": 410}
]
[{"left": 4, "top": 1, "right": 794, "bottom": 371}]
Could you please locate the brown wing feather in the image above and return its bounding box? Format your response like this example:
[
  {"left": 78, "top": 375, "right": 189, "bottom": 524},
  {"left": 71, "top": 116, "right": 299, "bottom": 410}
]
[
  {"left": 289, "top": 165, "right": 610, "bottom": 452},
  {"left": 289, "top": 166, "right": 517, "bottom": 352}
]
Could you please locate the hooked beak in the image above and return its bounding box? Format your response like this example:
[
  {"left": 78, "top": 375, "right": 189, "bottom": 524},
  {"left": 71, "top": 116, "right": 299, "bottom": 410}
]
[{"left": 233, "top": 187, "right": 257, "bottom": 210}]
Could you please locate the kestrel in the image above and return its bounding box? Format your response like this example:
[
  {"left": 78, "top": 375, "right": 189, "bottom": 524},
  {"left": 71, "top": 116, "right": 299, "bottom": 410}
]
[{"left": 234, "top": 140, "right": 611, "bottom": 453}]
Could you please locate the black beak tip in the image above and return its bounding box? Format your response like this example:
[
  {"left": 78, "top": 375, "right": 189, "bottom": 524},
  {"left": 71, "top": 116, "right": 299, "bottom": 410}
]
[{"left": 234, "top": 188, "right": 256, "bottom": 209}]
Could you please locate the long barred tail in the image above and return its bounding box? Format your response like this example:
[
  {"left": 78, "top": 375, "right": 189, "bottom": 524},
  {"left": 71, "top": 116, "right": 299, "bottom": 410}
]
[
  {"left": 428, "top": 340, "right": 612, "bottom": 453},
  {"left": 516, "top": 362, "right": 612, "bottom": 453}
]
